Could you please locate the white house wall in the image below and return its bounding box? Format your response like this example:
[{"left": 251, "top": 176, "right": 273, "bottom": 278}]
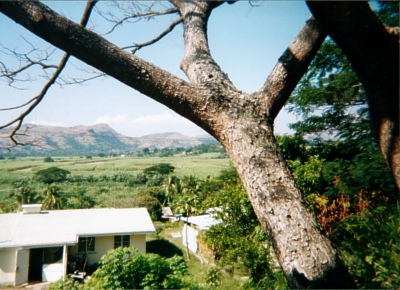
[
  {"left": 42, "top": 262, "right": 64, "bottom": 282},
  {"left": 0, "top": 249, "right": 17, "bottom": 286},
  {"left": 182, "top": 224, "right": 199, "bottom": 253},
  {"left": 132, "top": 235, "right": 146, "bottom": 254},
  {"left": 69, "top": 234, "right": 147, "bottom": 266}
]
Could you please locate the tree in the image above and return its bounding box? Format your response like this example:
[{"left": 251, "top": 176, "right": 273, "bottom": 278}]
[
  {"left": 143, "top": 163, "right": 175, "bottom": 176},
  {"left": 41, "top": 183, "right": 64, "bottom": 210},
  {"left": 285, "top": 2, "right": 398, "bottom": 232},
  {"left": 43, "top": 156, "right": 54, "bottom": 163},
  {"left": 0, "top": 1, "right": 397, "bottom": 287},
  {"left": 306, "top": 2, "right": 399, "bottom": 189},
  {"left": 34, "top": 167, "right": 71, "bottom": 184}
]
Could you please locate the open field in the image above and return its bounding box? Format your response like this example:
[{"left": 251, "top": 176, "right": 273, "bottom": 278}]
[
  {"left": 0, "top": 153, "right": 231, "bottom": 180},
  {"left": 0, "top": 153, "right": 231, "bottom": 188},
  {"left": 0, "top": 153, "right": 232, "bottom": 210}
]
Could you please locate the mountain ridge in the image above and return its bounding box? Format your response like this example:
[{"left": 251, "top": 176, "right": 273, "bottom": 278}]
[{"left": 0, "top": 123, "right": 218, "bottom": 156}]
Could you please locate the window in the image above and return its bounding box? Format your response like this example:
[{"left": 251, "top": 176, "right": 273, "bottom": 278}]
[
  {"left": 114, "top": 235, "right": 130, "bottom": 249},
  {"left": 78, "top": 237, "right": 95, "bottom": 252}
]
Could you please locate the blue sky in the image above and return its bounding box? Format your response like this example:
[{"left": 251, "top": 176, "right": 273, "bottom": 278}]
[{"left": 0, "top": 1, "right": 311, "bottom": 137}]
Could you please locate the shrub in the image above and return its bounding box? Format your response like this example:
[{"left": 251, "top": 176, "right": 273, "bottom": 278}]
[
  {"left": 143, "top": 163, "right": 175, "bottom": 176},
  {"left": 204, "top": 266, "right": 222, "bottom": 286},
  {"left": 44, "top": 156, "right": 54, "bottom": 163},
  {"left": 333, "top": 204, "right": 400, "bottom": 288},
  {"left": 34, "top": 167, "right": 70, "bottom": 184},
  {"left": 82, "top": 247, "right": 193, "bottom": 289}
]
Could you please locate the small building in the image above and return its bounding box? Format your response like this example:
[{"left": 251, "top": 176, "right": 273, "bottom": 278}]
[
  {"left": 182, "top": 209, "right": 221, "bottom": 253},
  {"left": 0, "top": 205, "right": 155, "bottom": 287},
  {"left": 161, "top": 207, "right": 174, "bottom": 220}
]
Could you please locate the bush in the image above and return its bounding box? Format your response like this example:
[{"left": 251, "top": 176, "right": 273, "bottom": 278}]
[
  {"left": 333, "top": 205, "right": 400, "bottom": 289},
  {"left": 44, "top": 157, "right": 54, "bottom": 163},
  {"left": 143, "top": 163, "right": 175, "bottom": 176},
  {"left": 82, "top": 247, "right": 193, "bottom": 289},
  {"left": 204, "top": 266, "right": 222, "bottom": 286},
  {"left": 34, "top": 167, "right": 70, "bottom": 184}
]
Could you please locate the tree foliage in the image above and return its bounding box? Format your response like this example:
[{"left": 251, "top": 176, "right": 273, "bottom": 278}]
[
  {"left": 34, "top": 167, "right": 70, "bottom": 184},
  {"left": 333, "top": 205, "right": 400, "bottom": 289},
  {"left": 203, "top": 183, "right": 287, "bottom": 288},
  {"left": 143, "top": 163, "right": 175, "bottom": 176}
]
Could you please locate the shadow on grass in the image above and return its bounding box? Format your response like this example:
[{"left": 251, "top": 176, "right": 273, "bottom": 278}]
[{"left": 146, "top": 238, "right": 184, "bottom": 258}]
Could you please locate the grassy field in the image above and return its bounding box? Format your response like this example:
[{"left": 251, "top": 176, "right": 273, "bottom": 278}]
[
  {"left": 0, "top": 153, "right": 231, "bottom": 180},
  {"left": 0, "top": 153, "right": 232, "bottom": 211}
]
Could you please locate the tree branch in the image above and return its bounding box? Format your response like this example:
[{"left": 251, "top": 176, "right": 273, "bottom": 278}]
[
  {"left": 124, "top": 16, "right": 183, "bottom": 54},
  {"left": 0, "top": 1, "right": 212, "bottom": 132},
  {"left": 307, "top": 1, "right": 400, "bottom": 189},
  {"left": 1, "top": 0, "right": 98, "bottom": 146},
  {"left": 100, "top": 6, "right": 179, "bottom": 35},
  {"left": 172, "top": 0, "right": 234, "bottom": 86},
  {"left": 0, "top": 43, "right": 58, "bottom": 87},
  {"left": 259, "top": 17, "right": 326, "bottom": 121}
]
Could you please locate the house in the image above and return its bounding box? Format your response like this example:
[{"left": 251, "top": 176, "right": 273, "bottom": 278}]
[
  {"left": 0, "top": 204, "right": 155, "bottom": 287},
  {"left": 182, "top": 209, "right": 221, "bottom": 253}
]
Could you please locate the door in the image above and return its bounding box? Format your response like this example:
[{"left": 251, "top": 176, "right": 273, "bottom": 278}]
[
  {"left": 28, "top": 248, "right": 43, "bottom": 282},
  {"left": 15, "top": 249, "right": 29, "bottom": 286}
]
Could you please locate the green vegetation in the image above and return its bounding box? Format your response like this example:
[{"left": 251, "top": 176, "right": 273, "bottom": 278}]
[
  {"left": 1, "top": 5, "right": 398, "bottom": 286},
  {"left": 34, "top": 167, "right": 71, "bottom": 184},
  {"left": 1, "top": 133, "right": 398, "bottom": 288},
  {"left": 84, "top": 248, "right": 193, "bottom": 290}
]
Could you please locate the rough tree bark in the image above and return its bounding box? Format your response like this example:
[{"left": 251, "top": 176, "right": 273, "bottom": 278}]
[
  {"left": 307, "top": 1, "right": 400, "bottom": 190},
  {"left": 0, "top": 1, "right": 362, "bottom": 288}
]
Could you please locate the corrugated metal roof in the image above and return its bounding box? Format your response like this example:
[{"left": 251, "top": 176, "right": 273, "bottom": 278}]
[
  {"left": 185, "top": 214, "right": 221, "bottom": 231},
  {"left": 0, "top": 208, "right": 155, "bottom": 249}
]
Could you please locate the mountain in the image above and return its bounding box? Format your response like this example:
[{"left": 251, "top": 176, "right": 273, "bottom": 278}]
[{"left": 0, "top": 124, "right": 218, "bottom": 156}]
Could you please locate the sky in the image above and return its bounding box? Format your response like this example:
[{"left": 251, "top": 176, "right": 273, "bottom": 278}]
[{"left": 0, "top": 1, "right": 312, "bottom": 137}]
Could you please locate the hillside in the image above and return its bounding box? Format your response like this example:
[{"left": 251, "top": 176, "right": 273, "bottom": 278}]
[{"left": 0, "top": 123, "right": 217, "bottom": 156}]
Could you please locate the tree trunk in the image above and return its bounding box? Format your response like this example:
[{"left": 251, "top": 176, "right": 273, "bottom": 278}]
[
  {"left": 307, "top": 1, "right": 400, "bottom": 190},
  {"left": 0, "top": 1, "right": 358, "bottom": 287},
  {"left": 216, "top": 115, "right": 354, "bottom": 288}
]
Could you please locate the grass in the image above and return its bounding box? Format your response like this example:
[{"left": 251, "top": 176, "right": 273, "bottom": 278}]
[
  {"left": 0, "top": 153, "right": 231, "bottom": 210},
  {"left": 0, "top": 153, "right": 231, "bottom": 180}
]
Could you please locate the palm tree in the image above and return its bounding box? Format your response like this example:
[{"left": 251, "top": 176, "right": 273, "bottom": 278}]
[{"left": 41, "top": 184, "right": 63, "bottom": 210}]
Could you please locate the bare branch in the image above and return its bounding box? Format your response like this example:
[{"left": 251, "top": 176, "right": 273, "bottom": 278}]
[
  {"left": 57, "top": 71, "right": 106, "bottom": 86},
  {"left": 123, "top": 16, "right": 183, "bottom": 54},
  {"left": 0, "top": 43, "right": 58, "bottom": 87},
  {"left": 100, "top": 6, "right": 179, "bottom": 35},
  {"left": 1, "top": 0, "right": 98, "bottom": 146},
  {"left": 0, "top": 97, "right": 37, "bottom": 112}
]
